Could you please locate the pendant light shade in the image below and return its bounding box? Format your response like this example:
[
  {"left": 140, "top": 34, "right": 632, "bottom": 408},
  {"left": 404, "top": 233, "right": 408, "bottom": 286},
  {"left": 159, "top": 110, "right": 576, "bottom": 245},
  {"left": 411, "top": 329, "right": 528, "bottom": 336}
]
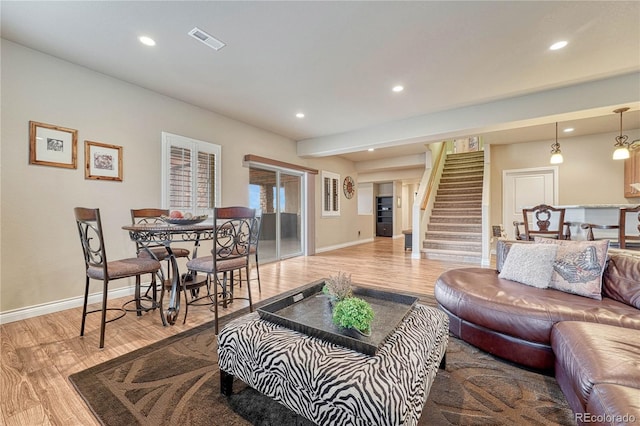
[
  {"left": 612, "top": 107, "right": 630, "bottom": 160},
  {"left": 549, "top": 122, "right": 563, "bottom": 164}
]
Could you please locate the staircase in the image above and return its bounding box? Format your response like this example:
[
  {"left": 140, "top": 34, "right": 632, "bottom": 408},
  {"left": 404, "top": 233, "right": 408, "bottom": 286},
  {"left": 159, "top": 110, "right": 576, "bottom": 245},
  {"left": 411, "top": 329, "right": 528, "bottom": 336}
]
[{"left": 422, "top": 151, "right": 484, "bottom": 263}]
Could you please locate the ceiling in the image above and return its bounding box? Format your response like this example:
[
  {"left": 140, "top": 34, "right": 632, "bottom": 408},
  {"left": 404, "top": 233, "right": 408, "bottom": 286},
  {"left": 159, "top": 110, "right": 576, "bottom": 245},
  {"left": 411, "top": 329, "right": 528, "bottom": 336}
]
[{"left": 2, "top": 1, "right": 639, "bottom": 163}]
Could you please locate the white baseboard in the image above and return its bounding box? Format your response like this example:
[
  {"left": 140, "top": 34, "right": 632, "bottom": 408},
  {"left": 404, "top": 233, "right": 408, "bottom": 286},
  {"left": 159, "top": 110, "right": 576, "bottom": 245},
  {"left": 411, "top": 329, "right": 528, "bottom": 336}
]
[
  {"left": 0, "top": 285, "right": 139, "bottom": 324},
  {"left": 316, "top": 237, "right": 375, "bottom": 253}
]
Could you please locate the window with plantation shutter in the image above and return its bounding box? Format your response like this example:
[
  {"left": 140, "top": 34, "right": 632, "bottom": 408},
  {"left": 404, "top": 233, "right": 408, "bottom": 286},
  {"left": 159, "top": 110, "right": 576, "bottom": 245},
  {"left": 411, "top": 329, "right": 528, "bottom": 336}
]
[
  {"left": 161, "top": 132, "right": 220, "bottom": 216},
  {"left": 321, "top": 170, "right": 340, "bottom": 216}
]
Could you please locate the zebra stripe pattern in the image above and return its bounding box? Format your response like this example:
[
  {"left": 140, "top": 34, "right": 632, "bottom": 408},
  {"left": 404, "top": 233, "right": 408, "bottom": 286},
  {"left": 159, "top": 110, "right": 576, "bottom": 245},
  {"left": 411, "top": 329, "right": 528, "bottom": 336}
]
[{"left": 218, "top": 304, "right": 449, "bottom": 426}]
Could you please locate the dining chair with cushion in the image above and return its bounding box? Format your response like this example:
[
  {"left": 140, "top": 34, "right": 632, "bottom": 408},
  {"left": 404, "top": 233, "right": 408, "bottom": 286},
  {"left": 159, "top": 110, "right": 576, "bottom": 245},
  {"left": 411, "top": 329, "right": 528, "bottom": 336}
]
[
  {"left": 215, "top": 207, "right": 257, "bottom": 292},
  {"left": 185, "top": 207, "right": 255, "bottom": 333},
  {"left": 130, "top": 208, "right": 191, "bottom": 301},
  {"left": 74, "top": 207, "right": 161, "bottom": 348},
  {"left": 521, "top": 204, "right": 569, "bottom": 241}
]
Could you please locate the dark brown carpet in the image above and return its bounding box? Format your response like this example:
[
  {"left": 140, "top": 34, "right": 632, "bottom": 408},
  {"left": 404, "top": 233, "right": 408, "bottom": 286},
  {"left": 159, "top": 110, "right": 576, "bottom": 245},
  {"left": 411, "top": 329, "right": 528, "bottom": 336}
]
[{"left": 69, "top": 286, "right": 575, "bottom": 425}]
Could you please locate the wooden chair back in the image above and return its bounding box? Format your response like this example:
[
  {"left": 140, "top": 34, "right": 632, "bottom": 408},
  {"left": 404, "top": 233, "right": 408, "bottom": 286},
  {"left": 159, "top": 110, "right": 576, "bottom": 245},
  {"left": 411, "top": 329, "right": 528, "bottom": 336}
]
[
  {"left": 619, "top": 206, "right": 640, "bottom": 249},
  {"left": 522, "top": 204, "right": 566, "bottom": 240}
]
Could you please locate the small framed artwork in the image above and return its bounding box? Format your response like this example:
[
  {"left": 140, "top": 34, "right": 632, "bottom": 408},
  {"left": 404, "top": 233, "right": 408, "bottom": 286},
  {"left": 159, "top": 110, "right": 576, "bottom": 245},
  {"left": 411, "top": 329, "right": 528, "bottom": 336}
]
[
  {"left": 85, "top": 140, "right": 123, "bottom": 181},
  {"left": 29, "top": 121, "right": 78, "bottom": 169}
]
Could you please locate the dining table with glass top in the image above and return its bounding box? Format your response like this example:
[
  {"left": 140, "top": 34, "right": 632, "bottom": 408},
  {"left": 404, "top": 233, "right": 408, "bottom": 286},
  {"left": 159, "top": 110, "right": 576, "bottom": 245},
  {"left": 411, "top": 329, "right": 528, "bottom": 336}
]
[{"left": 122, "top": 220, "right": 213, "bottom": 326}]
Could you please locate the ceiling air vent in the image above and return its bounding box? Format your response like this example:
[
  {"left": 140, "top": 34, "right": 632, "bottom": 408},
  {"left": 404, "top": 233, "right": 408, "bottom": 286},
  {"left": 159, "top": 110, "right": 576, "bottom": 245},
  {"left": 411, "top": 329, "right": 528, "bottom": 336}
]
[{"left": 188, "top": 27, "right": 226, "bottom": 51}]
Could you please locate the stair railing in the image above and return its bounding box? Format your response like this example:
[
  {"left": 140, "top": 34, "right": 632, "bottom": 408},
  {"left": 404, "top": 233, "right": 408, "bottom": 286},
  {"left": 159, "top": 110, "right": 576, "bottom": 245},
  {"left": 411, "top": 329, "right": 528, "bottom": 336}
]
[
  {"left": 421, "top": 144, "right": 447, "bottom": 211},
  {"left": 411, "top": 141, "right": 448, "bottom": 258}
]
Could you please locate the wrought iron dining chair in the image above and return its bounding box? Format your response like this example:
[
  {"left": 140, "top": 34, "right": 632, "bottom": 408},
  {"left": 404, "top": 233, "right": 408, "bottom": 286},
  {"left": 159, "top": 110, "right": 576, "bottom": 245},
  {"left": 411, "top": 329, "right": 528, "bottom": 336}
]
[
  {"left": 521, "top": 204, "right": 569, "bottom": 240},
  {"left": 130, "top": 208, "right": 191, "bottom": 301},
  {"left": 225, "top": 210, "right": 262, "bottom": 293},
  {"left": 246, "top": 214, "right": 262, "bottom": 292},
  {"left": 74, "top": 207, "right": 161, "bottom": 348},
  {"left": 185, "top": 207, "right": 255, "bottom": 333}
]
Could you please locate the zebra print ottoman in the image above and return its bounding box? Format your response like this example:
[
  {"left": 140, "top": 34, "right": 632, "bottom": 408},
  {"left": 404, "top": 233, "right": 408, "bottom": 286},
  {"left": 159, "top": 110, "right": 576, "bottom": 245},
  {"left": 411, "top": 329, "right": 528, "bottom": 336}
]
[{"left": 218, "top": 304, "right": 449, "bottom": 426}]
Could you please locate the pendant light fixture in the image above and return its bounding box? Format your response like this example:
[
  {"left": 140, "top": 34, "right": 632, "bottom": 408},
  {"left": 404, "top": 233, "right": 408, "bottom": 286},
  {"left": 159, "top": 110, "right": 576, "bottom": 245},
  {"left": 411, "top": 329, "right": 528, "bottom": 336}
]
[
  {"left": 549, "top": 122, "right": 563, "bottom": 164},
  {"left": 612, "top": 107, "right": 631, "bottom": 160}
]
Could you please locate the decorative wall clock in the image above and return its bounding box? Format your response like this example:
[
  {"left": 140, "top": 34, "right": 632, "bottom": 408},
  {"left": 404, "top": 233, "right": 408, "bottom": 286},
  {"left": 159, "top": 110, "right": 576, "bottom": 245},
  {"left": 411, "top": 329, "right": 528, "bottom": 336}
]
[{"left": 343, "top": 176, "right": 355, "bottom": 199}]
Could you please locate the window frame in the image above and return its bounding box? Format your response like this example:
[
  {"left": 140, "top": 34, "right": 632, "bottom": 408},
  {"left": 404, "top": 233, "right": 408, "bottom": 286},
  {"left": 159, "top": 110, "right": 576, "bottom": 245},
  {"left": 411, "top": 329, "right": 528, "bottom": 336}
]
[
  {"left": 161, "top": 132, "right": 221, "bottom": 216},
  {"left": 321, "top": 170, "right": 340, "bottom": 217}
]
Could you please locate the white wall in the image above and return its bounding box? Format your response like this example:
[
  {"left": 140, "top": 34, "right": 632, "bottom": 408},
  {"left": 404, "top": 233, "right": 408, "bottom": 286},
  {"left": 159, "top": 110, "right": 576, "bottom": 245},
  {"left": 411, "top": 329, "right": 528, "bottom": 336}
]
[{"left": 0, "top": 41, "right": 360, "bottom": 315}]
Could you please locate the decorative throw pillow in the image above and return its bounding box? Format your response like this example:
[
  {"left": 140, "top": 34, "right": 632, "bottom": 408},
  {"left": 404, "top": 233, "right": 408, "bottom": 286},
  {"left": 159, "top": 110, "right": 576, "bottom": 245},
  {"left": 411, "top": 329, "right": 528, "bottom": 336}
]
[
  {"left": 534, "top": 238, "right": 609, "bottom": 300},
  {"left": 498, "top": 243, "right": 558, "bottom": 288}
]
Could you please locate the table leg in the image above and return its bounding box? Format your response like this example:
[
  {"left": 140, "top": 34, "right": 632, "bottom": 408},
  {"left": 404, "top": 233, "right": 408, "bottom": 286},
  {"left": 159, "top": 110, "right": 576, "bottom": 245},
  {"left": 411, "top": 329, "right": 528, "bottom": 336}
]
[{"left": 220, "top": 369, "right": 234, "bottom": 396}]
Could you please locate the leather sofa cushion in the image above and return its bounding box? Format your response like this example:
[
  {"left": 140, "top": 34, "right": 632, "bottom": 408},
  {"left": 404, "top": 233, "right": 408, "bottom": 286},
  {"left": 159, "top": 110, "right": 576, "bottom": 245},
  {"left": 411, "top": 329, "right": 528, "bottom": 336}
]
[
  {"left": 603, "top": 251, "right": 640, "bottom": 309},
  {"left": 586, "top": 384, "right": 640, "bottom": 425},
  {"left": 551, "top": 321, "right": 640, "bottom": 408},
  {"left": 435, "top": 268, "right": 640, "bottom": 344}
]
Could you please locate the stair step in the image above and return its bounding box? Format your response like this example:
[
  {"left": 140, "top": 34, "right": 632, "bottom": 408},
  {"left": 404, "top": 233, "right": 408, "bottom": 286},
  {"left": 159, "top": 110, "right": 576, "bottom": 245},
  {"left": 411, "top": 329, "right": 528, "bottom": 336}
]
[
  {"left": 433, "top": 201, "right": 481, "bottom": 209},
  {"left": 435, "top": 192, "right": 482, "bottom": 198},
  {"left": 432, "top": 208, "right": 482, "bottom": 216},
  {"left": 430, "top": 216, "right": 482, "bottom": 224},
  {"left": 446, "top": 152, "right": 484, "bottom": 160},
  {"left": 443, "top": 162, "right": 484, "bottom": 171},
  {"left": 428, "top": 223, "right": 482, "bottom": 233},
  {"left": 444, "top": 158, "right": 483, "bottom": 163},
  {"left": 435, "top": 194, "right": 482, "bottom": 202},
  {"left": 422, "top": 240, "right": 482, "bottom": 251},
  {"left": 440, "top": 175, "right": 483, "bottom": 183},
  {"left": 424, "top": 231, "right": 482, "bottom": 242},
  {"left": 421, "top": 249, "right": 482, "bottom": 264},
  {"left": 439, "top": 177, "right": 483, "bottom": 185},
  {"left": 442, "top": 164, "right": 484, "bottom": 174},
  {"left": 439, "top": 181, "right": 483, "bottom": 188},
  {"left": 437, "top": 188, "right": 482, "bottom": 195},
  {"left": 445, "top": 160, "right": 483, "bottom": 167}
]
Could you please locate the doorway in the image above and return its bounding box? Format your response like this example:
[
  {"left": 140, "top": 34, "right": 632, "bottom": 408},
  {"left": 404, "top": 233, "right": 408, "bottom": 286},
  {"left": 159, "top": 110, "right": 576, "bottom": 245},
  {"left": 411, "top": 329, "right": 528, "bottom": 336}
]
[
  {"left": 249, "top": 167, "right": 304, "bottom": 262},
  {"left": 502, "top": 167, "right": 559, "bottom": 240}
]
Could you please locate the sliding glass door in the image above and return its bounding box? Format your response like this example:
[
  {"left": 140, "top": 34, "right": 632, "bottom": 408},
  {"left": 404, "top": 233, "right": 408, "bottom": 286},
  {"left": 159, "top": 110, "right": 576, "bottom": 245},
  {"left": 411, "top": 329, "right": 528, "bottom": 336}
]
[{"left": 249, "top": 167, "right": 303, "bottom": 263}]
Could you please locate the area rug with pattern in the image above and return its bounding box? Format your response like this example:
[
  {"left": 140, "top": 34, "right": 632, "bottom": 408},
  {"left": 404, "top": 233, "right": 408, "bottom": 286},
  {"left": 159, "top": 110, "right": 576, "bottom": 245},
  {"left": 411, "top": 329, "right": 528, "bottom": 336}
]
[{"left": 69, "top": 284, "right": 575, "bottom": 425}]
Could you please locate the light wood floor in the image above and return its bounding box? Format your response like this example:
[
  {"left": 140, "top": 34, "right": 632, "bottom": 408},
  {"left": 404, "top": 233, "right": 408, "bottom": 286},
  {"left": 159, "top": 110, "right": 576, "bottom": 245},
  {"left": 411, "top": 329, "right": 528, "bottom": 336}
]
[{"left": 0, "top": 237, "right": 485, "bottom": 426}]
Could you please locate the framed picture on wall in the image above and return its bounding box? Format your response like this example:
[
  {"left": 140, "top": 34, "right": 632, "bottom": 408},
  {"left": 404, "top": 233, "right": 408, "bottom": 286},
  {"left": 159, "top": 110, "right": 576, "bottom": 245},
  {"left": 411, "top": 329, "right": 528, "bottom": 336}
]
[
  {"left": 29, "top": 121, "right": 78, "bottom": 169},
  {"left": 85, "top": 140, "right": 123, "bottom": 181}
]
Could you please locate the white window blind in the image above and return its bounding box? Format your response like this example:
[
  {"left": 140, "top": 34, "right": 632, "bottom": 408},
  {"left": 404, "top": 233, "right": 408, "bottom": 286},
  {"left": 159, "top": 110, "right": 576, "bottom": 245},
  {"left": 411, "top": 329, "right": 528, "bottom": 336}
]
[
  {"left": 162, "top": 132, "right": 220, "bottom": 215},
  {"left": 321, "top": 171, "right": 340, "bottom": 216}
]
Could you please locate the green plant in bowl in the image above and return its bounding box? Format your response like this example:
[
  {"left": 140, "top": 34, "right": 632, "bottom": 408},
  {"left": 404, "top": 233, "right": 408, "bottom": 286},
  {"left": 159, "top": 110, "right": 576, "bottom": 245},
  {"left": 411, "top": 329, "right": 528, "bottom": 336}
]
[{"left": 332, "top": 297, "right": 374, "bottom": 336}]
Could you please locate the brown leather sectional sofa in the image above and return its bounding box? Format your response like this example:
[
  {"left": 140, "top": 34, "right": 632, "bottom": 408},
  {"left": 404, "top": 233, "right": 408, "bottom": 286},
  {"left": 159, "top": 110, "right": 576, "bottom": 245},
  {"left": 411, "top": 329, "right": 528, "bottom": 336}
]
[{"left": 435, "top": 240, "right": 640, "bottom": 424}]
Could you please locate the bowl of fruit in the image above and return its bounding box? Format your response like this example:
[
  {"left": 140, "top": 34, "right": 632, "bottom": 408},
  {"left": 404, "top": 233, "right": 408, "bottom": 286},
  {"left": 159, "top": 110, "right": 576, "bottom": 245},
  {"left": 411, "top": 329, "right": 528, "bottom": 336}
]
[{"left": 161, "top": 211, "right": 208, "bottom": 225}]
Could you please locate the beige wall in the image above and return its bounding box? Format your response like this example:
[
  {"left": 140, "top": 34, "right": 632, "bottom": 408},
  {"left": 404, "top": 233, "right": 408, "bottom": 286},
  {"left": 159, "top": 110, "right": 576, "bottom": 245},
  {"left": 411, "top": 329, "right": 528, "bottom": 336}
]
[
  {"left": 0, "top": 41, "right": 360, "bottom": 313},
  {"left": 489, "top": 129, "right": 640, "bottom": 231},
  {"left": 306, "top": 156, "right": 371, "bottom": 248}
]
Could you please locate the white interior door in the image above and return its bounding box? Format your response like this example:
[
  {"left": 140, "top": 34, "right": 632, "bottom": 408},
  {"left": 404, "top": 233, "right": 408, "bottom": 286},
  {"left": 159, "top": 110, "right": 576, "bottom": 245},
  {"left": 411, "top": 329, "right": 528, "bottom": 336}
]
[{"left": 503, "top": 167, "right": 558, "bottom": 239}]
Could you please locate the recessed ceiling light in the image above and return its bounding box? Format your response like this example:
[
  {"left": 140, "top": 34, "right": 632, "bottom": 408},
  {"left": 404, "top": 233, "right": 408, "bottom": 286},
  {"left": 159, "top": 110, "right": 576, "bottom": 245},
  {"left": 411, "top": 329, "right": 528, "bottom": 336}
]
[
  {"left": 368, "top": 148, "right": 375, "bottom": 152},
  {"left": 392, "top": 85, "right": 404, "bottom": 93},
  {"left": 549, "top": 41, "right": 568, "bottom": 50},
  {"left": 139, "top": 36, "right": 156, "bottom": 46},
  {"left": 563, "top": 127, "right": 574, "bottom": 133},
  {"left": 296, "top": 113, "right": 305, "bottom": 118}
]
